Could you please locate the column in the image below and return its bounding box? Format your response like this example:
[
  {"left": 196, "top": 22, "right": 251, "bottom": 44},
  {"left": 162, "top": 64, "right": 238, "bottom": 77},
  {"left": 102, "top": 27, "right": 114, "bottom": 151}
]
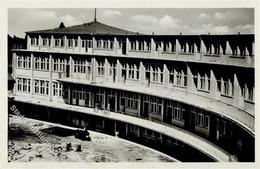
[
  {"left": 91, "top": 57, "right": 96, "bottom": 82},
  {"left": 12, "top": 52, "right": 17, "bottom": 96},
  {"left": 233, "top": 74, "right": 243, "bottom": 107},
  {"left": 163, "top": 64, "right": 168, "bottom": 87},
  {"left": 30, "top": 53, "right": 34, "bottom": 99},
  {"left": 161, "top": 99, "right": 164, "bottom": 122},
  {"left": 27, "top": 35, "right": 31, "bottom": 49},
  {"left": 68, "top": 86, "right": 71, "bottom": 104},
  {"left": 176, "top": 39, "right": 181, "bottom": 53},
  {"left": 200, "top": 39, "right": 207, "bottom": 55},
  {"left": 185, "top": 42, "right": 189, "bottom": 53},
  {"left": 194, "top": 43, "right": 198, "bottom": 53},
  {"left": 186, "top": 65, "right": 196, "bottom": 93},
  {"left": 38, "top": 35, "right": 42, "bottom": 50},
  {"left": 50, "top": 35, "right": 54, "bottom": 50},
  {"left": 140, "top": 61, "right": 145, "bottom": 85},
  {"left": 64, "top": 35, "right": 67, "bottom": 52},
  {"left": 114, "top": 37, "right": 118, "bottom": 54},
  {"left": 69, "top": 56, "right": 73, "bottom": 78},
  {"left": 49, "top": 54, "right": 53, "bottom": 101},
  {"left": 78, "top": 36, "right": 81, "bottom": 53},
  {"left": 151, "top": 38, "right": 156, "bottom": 51},
  {"left": 115, "top": 91, "right": 118, "bottom": 112},
  {"left": 169, "top": 42, "right": 172, "bottom": 52},
  {"left": 104, "top": 58, "right": 109, "bottom": 81},
  {"left": 116, "top": 59, "right": 120, "bottom": 83},
  {"left": 138, "top": 94, "right": 141, "bottom": 117},
  {"left": 92, "top": 37, "right": 96, "bottom": 53},
  {"left": 126, "top": 38, "right": 130, "bottom": 55},
  {"left": 237, "top": 46, "right": 241, "bottom": 56},
  {"left": 252, "top": 42, "right": 255, "bottom": 56},
  {"left": 226, "top": 41, "right": 232, "bottom": 55},
  {"left": 210, "top": 70, "right": 220, "bottom": 99}
]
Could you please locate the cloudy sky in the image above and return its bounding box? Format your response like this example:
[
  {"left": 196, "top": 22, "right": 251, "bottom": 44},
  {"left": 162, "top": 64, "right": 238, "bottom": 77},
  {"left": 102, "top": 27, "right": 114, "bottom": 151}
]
[{"left": 8, "top": 8, "right": 254, "bottom": 38}]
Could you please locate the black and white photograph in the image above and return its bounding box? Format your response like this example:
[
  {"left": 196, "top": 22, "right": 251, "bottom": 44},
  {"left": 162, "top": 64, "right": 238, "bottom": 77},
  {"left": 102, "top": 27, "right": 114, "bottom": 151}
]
[{"left": 0, "top": 1, "right": 258, "bottom": 168}]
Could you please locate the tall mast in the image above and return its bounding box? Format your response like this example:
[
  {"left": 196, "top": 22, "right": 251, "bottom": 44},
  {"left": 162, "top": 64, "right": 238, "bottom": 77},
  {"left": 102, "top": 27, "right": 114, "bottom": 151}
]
[{"left": 94, "top": 8, "right": 97, "bottom": 22}]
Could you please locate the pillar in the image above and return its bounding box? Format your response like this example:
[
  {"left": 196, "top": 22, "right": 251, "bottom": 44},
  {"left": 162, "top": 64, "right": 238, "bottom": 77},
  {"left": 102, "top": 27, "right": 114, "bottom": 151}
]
[
  {"left": 116, "top": 59, "right": 120, "bottom": 83},
  {"left": 78, "top": 36, "right": 81, "bottom": 53},
  {"left": 194, "top": 43, "right": 198, "bottom": 53},
  {"left": 92, "top": 37, "right": 96, "bottom": 53},
  {"left": 104, "top": 58, "right": 109, "bottom": 81},
  {"left": 126, "top": 38, "right": 130, "bottom": 55},
  {"left": 64, "top": 36, "right": 67, "bottom": 51},
  {"left": 210, "top": 70, "right": 220, "bottom": 100},
  {"left": 12, "top": 52, "right": 17, "bottom": 96},
  {"left": 151, "top": 38, "right": 156, "bottom": 51},
  {"left": 114, "top": 37, "right": 118, "bottom": 53},
  {"left": 226, "top": 41, "right": 232, "bottom": 55},
  {"left": 201, "top": 39, "right": 207, "bottom": 54},
  {"left": 49, "top": 54, "right": 53, "bottom": 101},
  {"left": 30, "top": 53, "right": 34, "bottom": 99},
  {"left": 50, "top": 35, "right": 54, "bottom": 50},
  {"left": 140, "top": 61, "right": 145, "bottom": 85},
  {"left": 186, "top": 65, "right": 196, "bottom": 93},
  {"left": 38, "top": 35, "right": 42, "bottom": 50},
  {"left": 91, "top": 57, "right": 96, "bottom": 82},
  {"left": 27, "top": 35, "right": 31, "bottom": 49},
  {"left": 233, "top": 74, "right": 243, "bottom": 107},
  {"left": 69, "top": 56, "right": 73, "bottom": 78},
  {"left": 176, "top": 39, "right": 181, "bottom": 53},
  {"left": 163, "top": 64, "right": 169, "bottom": 87},
  {"left": 237, "top": 46, "right": 241, "bottom": 56},
  {"left": 252, "top": 42, "right": 255, "bottom": 56}
]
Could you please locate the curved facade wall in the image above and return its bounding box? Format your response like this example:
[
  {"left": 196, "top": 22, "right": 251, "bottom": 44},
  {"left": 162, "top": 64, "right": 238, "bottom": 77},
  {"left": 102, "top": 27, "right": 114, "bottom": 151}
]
[{"left": 10, "top": 33, "right": 255, "bottom": 162}]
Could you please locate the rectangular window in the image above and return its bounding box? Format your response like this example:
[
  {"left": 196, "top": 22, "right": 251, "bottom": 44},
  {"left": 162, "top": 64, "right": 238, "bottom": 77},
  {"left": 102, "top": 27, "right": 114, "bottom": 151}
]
[
  {"left": 34, "top": 80, "right": 39, "bottom": 94},
  {"left": 151, "top": 65, "right": 163, "bottom": 83},
  {"left": 205, "top": 115, "right": 209, "bottom": 129},
  {"left": 43, "top": 38, "right": 48, "bottom": 46},
  {"left": 17, "top": 78, "right": 22, "bottom": 91},
  {"left": 53, "top": 82, "right": 58, "bottom": 96},
  {"left": 197, "top": 113, "right": 204, "bottom": 127},
  {"left": 126, "top": 93, "right": 138, "bottom": 110},
  {"left": 68, "top": 39, "right": 73, "bottom": 47},
  {"left": 22, "top": 78, "right": 27, "bottom": 92},
  {"left": 75, "top": 39, "right": 78, "bottom": 47},
  {"left": 127, "top": 63, "right": 139, "bottom": 80},
  {"left": 97, "top": 40, "right": 102, "bottom": 48},
  {"left": 97, "top": 60, "right": 105, "bottom": 76},
  {"left": 17, "top": 56, "right": 22, "bottom": 68},
  {"left": 40, "top": 80, "right": 45, "bottom": 94},
  {"left": 74, "top": 59, "right": 86, "bottom": 74},
  {"left": 131, "top": 41, "right": 136, "bottom": 50},
  {"left": 173, "top": 103, "right": 184, "bottom": 121}
]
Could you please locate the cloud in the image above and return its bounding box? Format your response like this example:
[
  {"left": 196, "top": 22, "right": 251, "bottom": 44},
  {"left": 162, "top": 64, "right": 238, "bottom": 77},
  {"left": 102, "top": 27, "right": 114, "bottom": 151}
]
[
  {"left": 189, "top": 23, "right": 254, "bottom": 35},
  {"left": 130, "top": 14, "right": 181, "bottom": 34},
  {"left": 59, "top": 15, "right": 82, "bottom": 26},
  {"left": 198, "top": 13, "right": 211, "bottom": 21},
  {"left": 159, "top": 15, "right": 179, "bottom": 28},
  {"left": 131, "top": 15, "right": 158, "bottom": 24},
  {"left": 101, "top": 10, "right": 122, "bottom": 18}
]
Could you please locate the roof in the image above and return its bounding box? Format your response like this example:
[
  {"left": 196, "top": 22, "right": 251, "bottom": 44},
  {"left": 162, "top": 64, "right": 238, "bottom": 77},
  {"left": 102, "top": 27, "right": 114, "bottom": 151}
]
[{"left": 26, "top": 21, "right": 139, "bottom": 35}]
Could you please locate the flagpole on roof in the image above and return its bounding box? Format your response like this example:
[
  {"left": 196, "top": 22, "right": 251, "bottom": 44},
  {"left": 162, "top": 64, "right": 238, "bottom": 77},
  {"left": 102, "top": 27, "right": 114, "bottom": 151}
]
[{"left": 94, "top": 8, "right": 97, "bottom": 22}]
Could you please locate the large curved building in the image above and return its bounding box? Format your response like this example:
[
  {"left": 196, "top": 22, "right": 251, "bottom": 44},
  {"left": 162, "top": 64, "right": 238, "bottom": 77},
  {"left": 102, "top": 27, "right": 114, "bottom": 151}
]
[{"left": 9, "top": 19, "right": 255, "bottom": 162}]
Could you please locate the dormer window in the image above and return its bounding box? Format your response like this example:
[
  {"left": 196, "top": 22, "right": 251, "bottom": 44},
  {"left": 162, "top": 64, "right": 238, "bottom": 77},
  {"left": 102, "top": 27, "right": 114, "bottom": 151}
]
[
  {"left": 31, "top": 38, "right": 38, "bottom": 46},
  {"left": 54, "top": 38, "right": 64, "bottom": 47},
  {"left": 68, "top": 39, "right": 73, "bottom": 47}
]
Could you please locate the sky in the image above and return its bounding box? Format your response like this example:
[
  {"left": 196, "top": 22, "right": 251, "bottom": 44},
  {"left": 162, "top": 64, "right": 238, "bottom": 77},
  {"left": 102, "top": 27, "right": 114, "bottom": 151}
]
[{"left": 8, "top": 8, "right": 254, "bottom": 38}]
